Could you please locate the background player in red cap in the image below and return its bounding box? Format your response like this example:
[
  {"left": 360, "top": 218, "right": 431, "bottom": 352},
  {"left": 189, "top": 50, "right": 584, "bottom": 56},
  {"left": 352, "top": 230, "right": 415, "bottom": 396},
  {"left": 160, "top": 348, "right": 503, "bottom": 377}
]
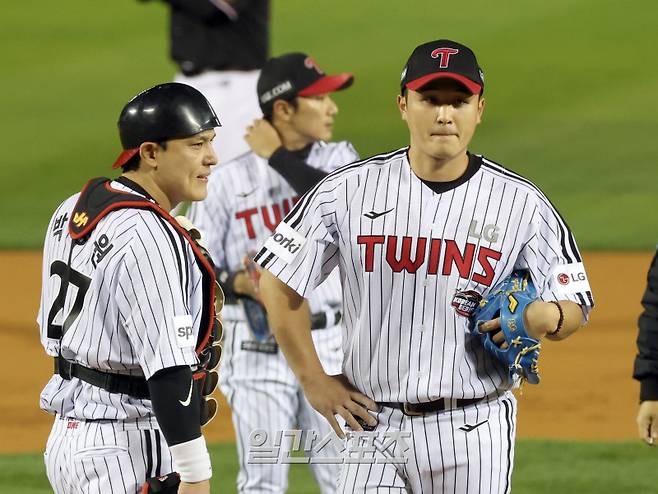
[
  {"left": 255, "top": 40, "right": 594, "bottom": 493},
  {"left": 189, "top": 53, "right": 359, "bottom": 493}
]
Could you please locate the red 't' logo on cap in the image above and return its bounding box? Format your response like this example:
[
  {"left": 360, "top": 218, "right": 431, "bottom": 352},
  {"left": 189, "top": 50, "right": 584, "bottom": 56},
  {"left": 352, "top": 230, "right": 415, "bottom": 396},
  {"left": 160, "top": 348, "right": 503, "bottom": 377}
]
[
  {"left": 304, "top": 57, "right": 323, "bottom": 75},
  {"left": 430, "top": 48, "right": 459, "bottom": 68}
]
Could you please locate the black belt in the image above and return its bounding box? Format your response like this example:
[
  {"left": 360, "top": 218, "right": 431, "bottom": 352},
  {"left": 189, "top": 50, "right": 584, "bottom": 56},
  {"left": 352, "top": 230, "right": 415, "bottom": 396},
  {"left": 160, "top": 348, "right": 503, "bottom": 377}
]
[
  {"left": 54, "top": 357, "right": 150, "bottom": 400},
  {"left": 379, "top": 396, "right": 485, "bottom": 416}
]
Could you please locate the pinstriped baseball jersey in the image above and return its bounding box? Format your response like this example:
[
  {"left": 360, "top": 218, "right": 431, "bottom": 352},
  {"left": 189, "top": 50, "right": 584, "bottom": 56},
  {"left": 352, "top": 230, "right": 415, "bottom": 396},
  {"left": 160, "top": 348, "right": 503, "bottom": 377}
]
[
  {"left": 255, "top": 147, "right": 594, "bottom": 403},
  {"left": 189, "top": 140, "right": 359, "bottom": 322},
  {"left": 188, "top": 140, "right": 359, "bottom": 492},
  {"left": 38, "top": 181, "right": 205, "bottom": 426}
]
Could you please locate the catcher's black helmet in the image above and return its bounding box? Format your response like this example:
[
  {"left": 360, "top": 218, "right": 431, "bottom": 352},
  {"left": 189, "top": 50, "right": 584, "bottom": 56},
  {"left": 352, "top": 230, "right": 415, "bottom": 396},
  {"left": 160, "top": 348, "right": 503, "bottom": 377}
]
[{"left": 112, "top": 83, "right": 221, "bottom": 168}]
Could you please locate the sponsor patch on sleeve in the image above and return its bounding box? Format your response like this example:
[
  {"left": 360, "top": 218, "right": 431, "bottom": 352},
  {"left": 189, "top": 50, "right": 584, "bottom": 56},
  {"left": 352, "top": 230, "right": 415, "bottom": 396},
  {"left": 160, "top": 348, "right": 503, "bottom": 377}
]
[
  {"left": 262, "top": 222, "right": 307, "bottom": 264},
  {"left": 549, "top": 262, "right": 590, "bottom": 293},
  {"left": 173, "top": 315, "right": 195, "bottom": 348}
]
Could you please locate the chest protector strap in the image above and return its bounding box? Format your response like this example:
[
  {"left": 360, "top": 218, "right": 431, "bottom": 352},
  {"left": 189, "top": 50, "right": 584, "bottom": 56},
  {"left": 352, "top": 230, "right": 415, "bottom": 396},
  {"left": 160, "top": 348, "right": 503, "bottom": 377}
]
[
  {"left": 55, "top": 178, "right": 222, "bottom": 402},
  {"left": 68, "top": 177, "right": 217, "bottom": 353}
]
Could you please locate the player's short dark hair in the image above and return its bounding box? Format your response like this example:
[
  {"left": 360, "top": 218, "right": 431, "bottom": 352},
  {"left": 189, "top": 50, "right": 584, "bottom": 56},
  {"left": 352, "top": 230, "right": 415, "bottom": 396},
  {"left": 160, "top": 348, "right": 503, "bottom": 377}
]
[
  {"left": 263, "top": 97, "right": 299, "bottom": 122},
  {"left": 120, "top": 141, "right": 168, "bottom": 172}
]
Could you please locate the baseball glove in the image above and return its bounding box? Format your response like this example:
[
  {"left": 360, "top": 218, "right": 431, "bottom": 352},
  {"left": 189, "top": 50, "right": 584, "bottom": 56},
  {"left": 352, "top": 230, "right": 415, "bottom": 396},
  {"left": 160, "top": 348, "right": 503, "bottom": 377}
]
[{"left": 469, "top": 270, "right": 542, "bottom": 384}]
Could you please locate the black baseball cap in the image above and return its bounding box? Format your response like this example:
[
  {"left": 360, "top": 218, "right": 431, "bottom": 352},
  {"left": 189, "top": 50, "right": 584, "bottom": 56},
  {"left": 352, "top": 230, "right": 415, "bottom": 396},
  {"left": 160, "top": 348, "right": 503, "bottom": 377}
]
[
  {"left": 257, "top": 52, "right": 354, "bottom": 115},
  {"left": 400, "top": 39, "right": 484, "bottom": 95}
]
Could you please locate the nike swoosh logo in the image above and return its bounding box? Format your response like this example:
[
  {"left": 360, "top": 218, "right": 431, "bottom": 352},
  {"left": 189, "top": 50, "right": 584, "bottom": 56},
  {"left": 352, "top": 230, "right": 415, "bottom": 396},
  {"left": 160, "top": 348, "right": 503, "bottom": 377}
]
[
  {"left": 179, "top": 380, "right": 194, "bottom": 407},
  {"left": 459, "top": 420, "right": 488, "bottom": 432},
  {"left": 364, "top": 208, "right": 394, "bottom": 220},
  {"left": 237, "top": 187, "right": 258, "bottom": 198}
]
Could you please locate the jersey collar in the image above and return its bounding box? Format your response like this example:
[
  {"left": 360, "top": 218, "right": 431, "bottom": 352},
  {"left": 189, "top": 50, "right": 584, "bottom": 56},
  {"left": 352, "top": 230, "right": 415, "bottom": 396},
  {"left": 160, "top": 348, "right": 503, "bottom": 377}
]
[{"left": 408, "top": 151, "right": 482, "bottom": 194}]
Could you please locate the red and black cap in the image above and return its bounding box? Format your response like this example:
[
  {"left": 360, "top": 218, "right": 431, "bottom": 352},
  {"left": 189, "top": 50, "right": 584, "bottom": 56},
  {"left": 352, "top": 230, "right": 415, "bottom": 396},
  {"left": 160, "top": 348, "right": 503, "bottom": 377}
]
[
  {"left": 112, "top": 82, "right": 221, "bottom": 169},
  {"left": 400, "top": 39, "right": 484, "bottom": 95},
  {"left": 257, "top": 52, "right": 354, "bottom": 115}
]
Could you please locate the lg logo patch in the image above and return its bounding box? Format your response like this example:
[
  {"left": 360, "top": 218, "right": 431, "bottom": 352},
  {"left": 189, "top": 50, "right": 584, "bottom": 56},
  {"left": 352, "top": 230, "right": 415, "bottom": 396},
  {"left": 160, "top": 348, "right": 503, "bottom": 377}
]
[
  {"left": 557, "top": 272, "right": 586, "bottom": 285},
  {"left": 553, "top": 263, "right": 589, "bottom": 295}
]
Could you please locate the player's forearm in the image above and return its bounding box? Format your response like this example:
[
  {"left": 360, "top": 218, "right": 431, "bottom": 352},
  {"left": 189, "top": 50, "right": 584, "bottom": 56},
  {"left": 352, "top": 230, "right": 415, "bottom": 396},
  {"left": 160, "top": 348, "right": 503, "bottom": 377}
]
[
  {"left": 259, "top": 270, "right": 326, "bottom": 382},
  {"left": 528, "top": 300, "right": 584, "bottom": 341},
  {"left": 148, "top": 367, "right": 212, "bottom": 483},
  {"left": 547, "top": 300, "right": 583, "bottom": 340}
]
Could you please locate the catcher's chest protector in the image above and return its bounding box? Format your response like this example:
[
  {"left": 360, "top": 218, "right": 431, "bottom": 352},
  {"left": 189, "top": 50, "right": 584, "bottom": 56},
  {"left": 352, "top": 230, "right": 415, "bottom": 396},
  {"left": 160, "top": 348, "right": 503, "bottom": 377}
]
[{"left": 67, "top": 177, "right": 217, "bottom": 354}]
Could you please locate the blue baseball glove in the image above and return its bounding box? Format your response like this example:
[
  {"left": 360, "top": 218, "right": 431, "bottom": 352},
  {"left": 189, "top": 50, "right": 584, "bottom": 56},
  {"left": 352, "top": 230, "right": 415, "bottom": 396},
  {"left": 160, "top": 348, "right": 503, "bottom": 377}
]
[{"left": 469, "top": 270, "right": 542, "bottom": 385}]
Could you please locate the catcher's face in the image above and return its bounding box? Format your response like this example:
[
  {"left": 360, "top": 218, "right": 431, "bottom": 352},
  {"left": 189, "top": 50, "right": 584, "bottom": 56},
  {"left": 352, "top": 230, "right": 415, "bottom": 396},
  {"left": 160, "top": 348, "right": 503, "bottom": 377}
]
[
  {"left": 398, "top": 79, "right": 485, "bottom": 162},
  {"left": 152, "top": 129, "right": 218, "bottom": 209}
]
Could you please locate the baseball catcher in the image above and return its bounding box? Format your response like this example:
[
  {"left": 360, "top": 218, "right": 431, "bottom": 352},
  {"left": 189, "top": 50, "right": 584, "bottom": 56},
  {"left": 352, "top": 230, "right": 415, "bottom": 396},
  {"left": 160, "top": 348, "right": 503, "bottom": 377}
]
[{"left": 470, "top": 270, "right": 543, "bottom": 384}]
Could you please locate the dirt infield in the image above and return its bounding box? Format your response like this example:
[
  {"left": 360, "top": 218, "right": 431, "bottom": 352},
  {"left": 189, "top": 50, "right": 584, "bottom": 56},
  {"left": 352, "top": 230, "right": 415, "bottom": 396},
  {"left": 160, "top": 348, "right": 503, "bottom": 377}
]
[{"left": 0, "top": 251, "right": 650, "bottom": 453}]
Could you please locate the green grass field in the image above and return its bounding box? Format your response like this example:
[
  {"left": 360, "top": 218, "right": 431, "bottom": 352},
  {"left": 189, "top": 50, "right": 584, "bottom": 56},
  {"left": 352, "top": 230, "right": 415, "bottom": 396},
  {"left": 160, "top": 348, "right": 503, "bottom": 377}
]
[
  {"left": 1, "top": 440, "right": 656, "bottom": 493},
  {"left": 2, "top": 0, "right": 657, "bottom": 249}
]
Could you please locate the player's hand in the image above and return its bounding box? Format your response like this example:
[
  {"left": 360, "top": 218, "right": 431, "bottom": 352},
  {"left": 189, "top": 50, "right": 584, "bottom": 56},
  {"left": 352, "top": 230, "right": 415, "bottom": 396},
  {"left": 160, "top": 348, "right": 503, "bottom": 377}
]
[
  {"left": 478, "top": 318, "right": 509, "bottom": 348},
  {"left": 479, "top": 301, "right": 558, "bottom": 346},
  {"left": 234, "top": 253, "right": 262, "bottom": 302},
  {"left": 178, "top": 479, "right": 210, "bottom": 493},
  {"left": 233, "top": 271, "right": 261, "bottom": 302},
  {"left": 637, "top": 400, "right": 658, "bottom": 446},
  {"left": 301, "top": 373, "right": 378, "bottom": 439},
  {"left": 523, "top": 301, "right": 560, "bottom": 340},
  {"left": 244, "top": 119, "right": 282, "bottom": 159}
]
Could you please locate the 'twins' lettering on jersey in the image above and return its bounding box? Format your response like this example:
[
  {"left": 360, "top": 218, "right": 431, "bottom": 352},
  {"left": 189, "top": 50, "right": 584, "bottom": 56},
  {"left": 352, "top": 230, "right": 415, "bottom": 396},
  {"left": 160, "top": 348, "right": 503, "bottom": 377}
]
[
  {"left": 256, "top": 149, "right": 594, "bottom": 403},
  {"left": 235, "top": 196, "right": 299, "bottom": 239},
  {"left": 357, "top": 236, "right": 501, "bottom": 285}
]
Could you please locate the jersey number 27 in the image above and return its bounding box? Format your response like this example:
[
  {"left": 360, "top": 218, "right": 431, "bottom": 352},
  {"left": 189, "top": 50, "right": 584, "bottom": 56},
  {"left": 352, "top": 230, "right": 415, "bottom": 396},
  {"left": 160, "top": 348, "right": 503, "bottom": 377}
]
[{"left": 47, "top": 260, "right": 91, "bottom": 340}]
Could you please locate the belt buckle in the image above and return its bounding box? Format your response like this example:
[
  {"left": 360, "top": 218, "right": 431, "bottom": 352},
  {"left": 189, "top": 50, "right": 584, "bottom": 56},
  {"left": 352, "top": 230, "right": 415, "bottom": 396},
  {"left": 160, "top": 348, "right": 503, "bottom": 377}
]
[{"left": 402, "top": 403, "right": 425, "bottom": 416}]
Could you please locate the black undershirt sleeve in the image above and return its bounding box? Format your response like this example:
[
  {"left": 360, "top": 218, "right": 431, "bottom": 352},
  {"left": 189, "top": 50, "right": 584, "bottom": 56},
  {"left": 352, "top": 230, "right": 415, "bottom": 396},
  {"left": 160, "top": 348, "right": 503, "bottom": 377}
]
[
  {"left": 267, "top": 147, "right": 329, "bottom": 195},
  {"left": 634, "top": 249, "right": 658, "bottom": 400},
  {"left": 216, "top": 146, "right": 325, "bottom": 300},
  {"left": 148, "top": 366, "right": 201, "bottom": 446}
]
